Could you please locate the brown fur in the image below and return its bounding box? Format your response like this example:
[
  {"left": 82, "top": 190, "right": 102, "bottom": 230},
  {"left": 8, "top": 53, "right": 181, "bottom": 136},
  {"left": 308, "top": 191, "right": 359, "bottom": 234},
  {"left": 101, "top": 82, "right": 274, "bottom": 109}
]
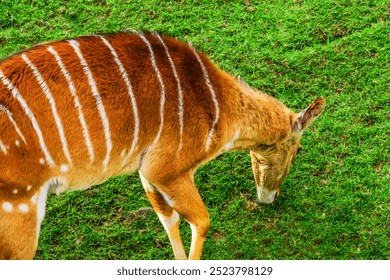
[{"left": 0, "top": 32, "right": 325, "bottom": 259}]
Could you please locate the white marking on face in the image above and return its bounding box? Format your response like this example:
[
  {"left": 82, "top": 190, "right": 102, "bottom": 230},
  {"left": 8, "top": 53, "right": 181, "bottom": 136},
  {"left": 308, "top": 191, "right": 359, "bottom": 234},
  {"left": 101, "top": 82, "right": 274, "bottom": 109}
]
[
  {"left": 257, "top": 164, "right": 268, "bottom": 188},
  {"left": 136, "top": 33, "right": 166, "bottom": 151},
  {"left": 257, "top": 188, "right": 277, "bottom": 204},
  {"left": 255, "top": 164, "right": 279, "bottom": 203},
  {"left": 18, "top": 204, "right": 29, "bottom": 213},
  {"left": 39, "top": 158, "right": 45, "bottom": 165},
  {"left": 2, "top": 202, "right": 13, "bottom": 212},
  {"left": 48, "top": 45, "right": 94, "bottom": 162},
  {"left": 22, "top": 53, "right": 72, "bottom": 164},
  {"left": 98, "top": 36, "right": 140, "bottom": 166},
  {"left": 154, "top": 33, "right": 184, "bottom": 153},
  {"left": 0, "top": 139, "right": 7, "bottom": 154},
  {"left": 0, "top": 70, "right": 55, "bottom": 166},
  {"left": 12, "top": 189, "right": 18, "bottom": 194},
  {"left": 296, "top": 121, "right": 302, "bottom": 131},
  {"left": 60, "top": 164, "right": 69, "bottom": 173},
  {"left": 0, "top": 104, "right": 26, "bottom": 144},
  {"left": 192, "top": 46, "right": 219, "bottom": 150},
  {"left": 69, "top": 39, "right": 112, "bottom": 171}
]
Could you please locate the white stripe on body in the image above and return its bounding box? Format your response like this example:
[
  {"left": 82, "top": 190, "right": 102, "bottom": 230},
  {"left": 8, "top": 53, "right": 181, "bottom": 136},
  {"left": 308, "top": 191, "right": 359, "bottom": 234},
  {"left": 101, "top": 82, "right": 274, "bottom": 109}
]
[
  {"left": 0, "top": 104, "right": 26, "bottom": 143},
  {"left": 0, "top": 70, "right": 55, "bottom": 166},
  {"left": 224, "top": 129, "right": 240, "bottom": 151},
  {"left": 191, "top": 47, "right": 220, "bottom": 150},
  {"left": 0, "top": 139, "right": 7, "bottom": 154},
  {"left": 47, "top": 46, "right": 94, "bottom": 162},
  {"left": 22, "top": 53, "right": 72, "bottom": 164},
  {"left": 69, "top": 39, "right": 112, "bottom": 171},
  {"left": 154, "top": 33, "right": 184, "bottom": 153},
  {"left": 137, "top": 33, "right": 166, "bottom": 150},
  {"left": 97, "top": 36, "right": 140, "bottom": 167}
]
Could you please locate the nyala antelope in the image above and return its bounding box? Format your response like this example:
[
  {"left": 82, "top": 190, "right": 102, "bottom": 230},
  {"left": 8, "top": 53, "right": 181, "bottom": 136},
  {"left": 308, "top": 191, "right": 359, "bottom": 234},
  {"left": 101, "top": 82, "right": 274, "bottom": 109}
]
[{"left": 0, "top": 32, "right": 325, "bottom": 260}]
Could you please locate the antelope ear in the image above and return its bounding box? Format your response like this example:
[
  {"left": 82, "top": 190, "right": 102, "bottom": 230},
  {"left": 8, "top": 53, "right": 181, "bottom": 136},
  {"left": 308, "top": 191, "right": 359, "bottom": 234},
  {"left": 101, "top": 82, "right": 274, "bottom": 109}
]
[{"left": 293, "top": 96, "right": 326, "bottom": 132}]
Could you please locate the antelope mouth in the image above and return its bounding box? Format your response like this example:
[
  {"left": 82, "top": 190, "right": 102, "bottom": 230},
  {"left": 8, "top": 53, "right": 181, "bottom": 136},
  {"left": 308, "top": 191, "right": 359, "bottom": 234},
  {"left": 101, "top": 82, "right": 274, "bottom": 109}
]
[{"left": 257, "top": 188, "right": 277, "bottom": 204}]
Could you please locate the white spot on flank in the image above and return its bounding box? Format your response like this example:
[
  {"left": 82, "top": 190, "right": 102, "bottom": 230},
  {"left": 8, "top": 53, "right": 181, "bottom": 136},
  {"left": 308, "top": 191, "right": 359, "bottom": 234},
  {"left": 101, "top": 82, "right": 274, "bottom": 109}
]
[
  {"left": 60, "top": 164, "right": 69, "bottom": 173},
  {"left": 26, "top": 185, "right": 32, "bottom": 191},
  {"left": 18, "top": 204, "right": 29, "bottom": 213},
  {"left": 22, "top": 53, "right": 72, "bottom": 164},
  {"left": 15, "top": 140, "right": 20, "bottom": 146},
  {"left": 120, "top": 149, "right": 126, "bottom": 157},
  {"left": 39, "top": 158, "right": 45, "bottom": 165},
  {"left": 31, "top": 194, "right": 38, "bottom": 204},
  {"left": 48, "top": 45, "right": 94, "bottom": 162},
  {"left": 192, "top": 46, "right": 220, "bottom": 150},
  {"left": 2, "top": 202, "right": 13, "bottom": 212},
  {"left": 0, "top": 104, "right": 27, "bottom": 144},
  {"left": 137, "top": 33, "right": 166, "bottom": 150},
  {"left": 0, "top": 139, "right": 7, "bottom": 154},
  {"left": 98, "top": 36, "right": 140, "bottom": 167},
  {"left": 69, "top": 39, "right": 112, "bottom": 171},
  {"left": 154, "top": 33, "right": 184, "bottom": 153},
  {"left": 12, "top": 189, "right": 18, "bottom": 194},
  {"left": 0, "top": 70, "right": 55, "bottom": 166}
]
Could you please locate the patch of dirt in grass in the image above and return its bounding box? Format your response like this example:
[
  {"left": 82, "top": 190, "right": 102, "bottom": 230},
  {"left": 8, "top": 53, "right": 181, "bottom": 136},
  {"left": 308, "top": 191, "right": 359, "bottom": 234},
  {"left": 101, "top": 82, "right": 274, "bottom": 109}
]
[
  {"left": 125, "top": 207, "right": 154, "bottom": 223},
  {"left": 0, "top": 38, "right": 8, "bottom": 47},
  {"left": 212, "top": 230, "right": 225, "bottom": 242}
]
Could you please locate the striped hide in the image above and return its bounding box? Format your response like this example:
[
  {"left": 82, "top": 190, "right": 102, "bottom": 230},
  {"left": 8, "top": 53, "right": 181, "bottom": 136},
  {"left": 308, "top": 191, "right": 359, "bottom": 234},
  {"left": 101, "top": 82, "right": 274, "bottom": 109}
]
[{"left": 0, "top": 32, "right": 325, "bottom": 259}]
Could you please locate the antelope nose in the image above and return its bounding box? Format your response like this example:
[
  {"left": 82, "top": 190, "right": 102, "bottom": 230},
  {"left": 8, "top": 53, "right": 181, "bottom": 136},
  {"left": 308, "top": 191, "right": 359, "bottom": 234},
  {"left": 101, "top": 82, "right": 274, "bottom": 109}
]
[
  {"left": 269, "top": 191, "right": 278, "bottom": 203},
  {"left": 257, "top": 188, "right": 277, "bottom": 204}
]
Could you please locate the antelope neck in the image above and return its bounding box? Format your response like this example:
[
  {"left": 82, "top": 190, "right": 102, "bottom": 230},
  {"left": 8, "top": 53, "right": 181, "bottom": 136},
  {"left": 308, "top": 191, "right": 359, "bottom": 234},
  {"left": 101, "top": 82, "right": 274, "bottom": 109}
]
[{"left": 231, "top": 85, "right": 293, "bottom": 151}]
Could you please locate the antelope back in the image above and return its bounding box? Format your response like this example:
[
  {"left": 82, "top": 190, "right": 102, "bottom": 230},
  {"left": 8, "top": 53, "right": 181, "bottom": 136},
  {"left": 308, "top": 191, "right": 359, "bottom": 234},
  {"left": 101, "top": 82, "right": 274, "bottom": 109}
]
[
  {"left": 1, "top": 33, "right": 238, "bottom": 189},
  {"left": 0, "top": 32, "right": 244, "bottom": 258}
]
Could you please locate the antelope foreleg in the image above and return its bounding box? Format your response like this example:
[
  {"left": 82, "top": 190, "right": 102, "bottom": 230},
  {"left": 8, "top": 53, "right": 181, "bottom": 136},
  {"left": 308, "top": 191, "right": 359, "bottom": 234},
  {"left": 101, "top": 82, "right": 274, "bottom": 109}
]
[
  {"left": 139, "top": 172, "right": 187, "bottom": 260},
  {"left": 0, "top": 200, "right": 39, "bottom": 259},
  {"left": 148, "top": 173, "right": 210, "bottom": 260}
]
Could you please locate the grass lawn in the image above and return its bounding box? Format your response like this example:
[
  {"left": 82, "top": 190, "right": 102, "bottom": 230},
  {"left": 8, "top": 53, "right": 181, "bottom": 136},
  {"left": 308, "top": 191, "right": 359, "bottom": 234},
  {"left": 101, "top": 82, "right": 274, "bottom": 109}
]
[{"left": 1, "top": 0, "right": 388, "bottom": 259}]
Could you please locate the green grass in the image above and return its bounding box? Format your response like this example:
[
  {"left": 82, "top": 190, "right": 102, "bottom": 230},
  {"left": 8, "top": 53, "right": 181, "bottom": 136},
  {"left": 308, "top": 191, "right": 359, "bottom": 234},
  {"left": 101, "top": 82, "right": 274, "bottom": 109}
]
[{"left": 1, "top": 0, "right": 389, "bottom": 259}]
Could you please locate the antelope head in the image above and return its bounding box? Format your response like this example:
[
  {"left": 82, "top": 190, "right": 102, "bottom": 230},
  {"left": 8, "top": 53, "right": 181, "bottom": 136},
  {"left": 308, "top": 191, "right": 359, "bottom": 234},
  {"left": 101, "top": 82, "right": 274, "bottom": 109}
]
[{"left": 250, "top": 97, "right": 326, "bottom": 204}]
